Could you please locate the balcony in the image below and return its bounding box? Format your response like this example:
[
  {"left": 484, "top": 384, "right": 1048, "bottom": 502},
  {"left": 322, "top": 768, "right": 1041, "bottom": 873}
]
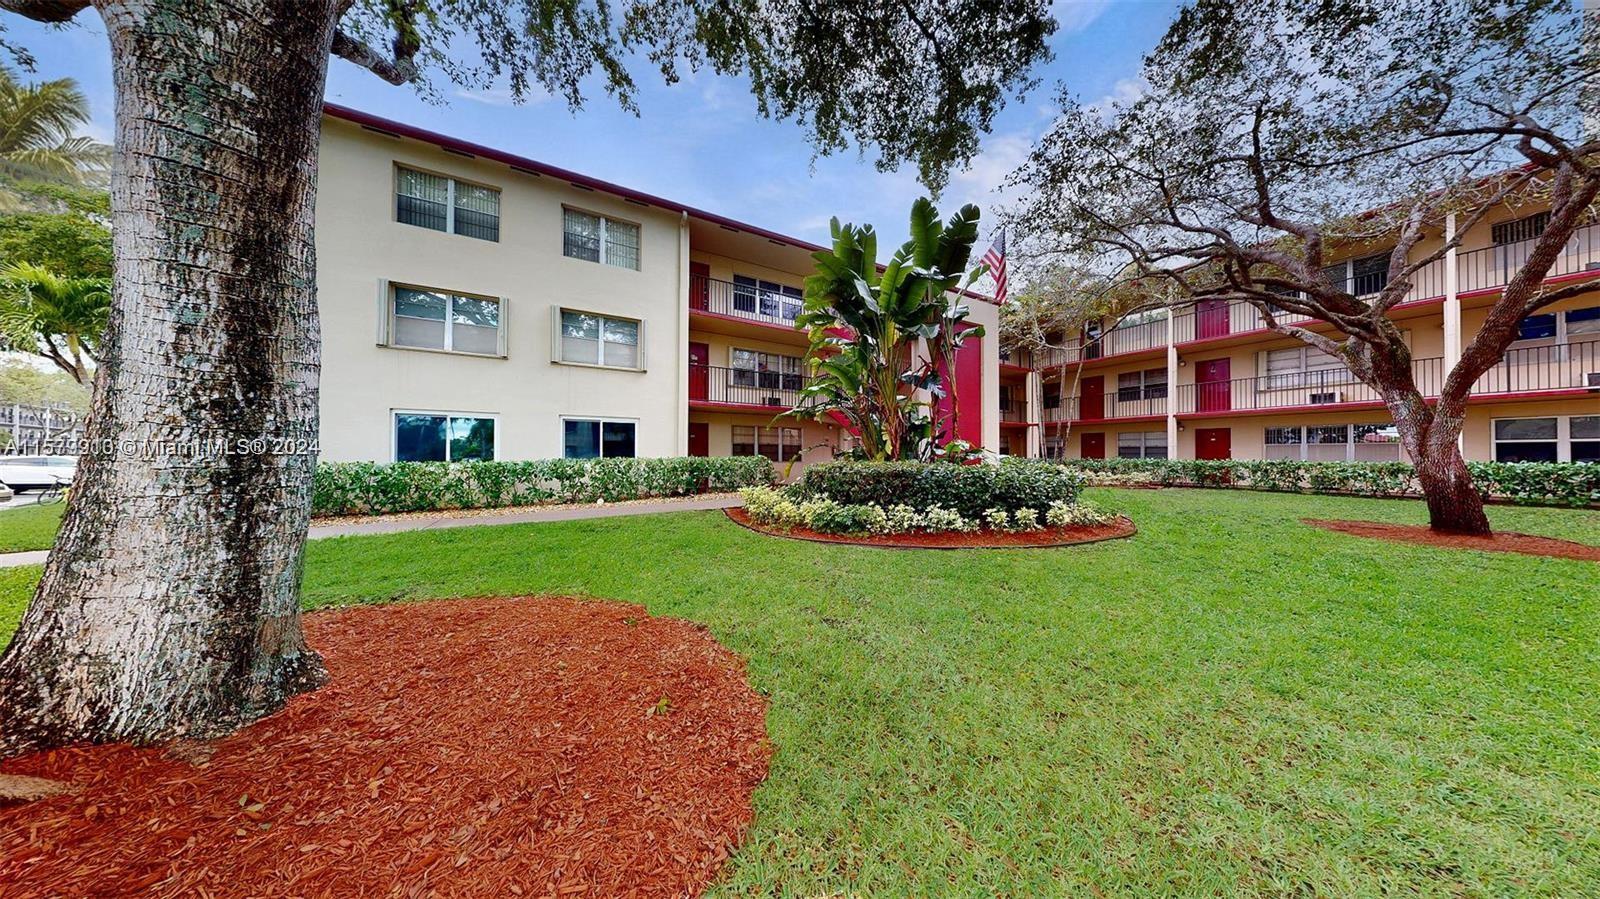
[
  {"left": 1170, "top": 222, "right": 1600, "bottom": 345},
  {"left": 1170, "top": 337, "right": 1598, "bottom": 415},
  {"left": 1039, "top": 393, "right": 1167, "bottom": 423},
  {"left": 689, "top": 364, "right": 811, "bottom": 412},
  {"left": 690, "top": 274, "right": 805, "bottom": 331}
]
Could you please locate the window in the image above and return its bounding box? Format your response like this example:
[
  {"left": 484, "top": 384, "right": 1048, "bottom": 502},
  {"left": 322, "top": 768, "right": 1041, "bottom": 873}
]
[
  {"left": 1514, "top": 304, "right": 1600, "bottom": 344},
  {"left": 561, "top": 208, "right": 640, "bottom": 270},
  {"left": 1492, "top": 211, "right": 1549, "bottom": 246},
  {"left": 730, "top": 349, "right": 803, "bottom": 390},
  {"left": 1494, "top": 416, "right": 1597, "bottom": 463},
  {"left": 1262, "top": 345, "right": 1345, "bottom": 389},
  {"left": 393, "top": 412, "right": 497, "bottom": 462},
  {"left": 396, "top": 167, "right": 500, "bottom": 241},
  {"left": 1321, "top": 251, "right": 1389, "bottom": 297},
  {"left": 1117, "top": 431, "right": 1168, "bottom": 459},
  {"left": 1043, "top": 436, "right": 1066, "bottom": 460},
  {"left": 563, "top": 418, "right": 636, "bottom": 458},
  {"left": 732, "top": 425, "right": 803, "bottom": 462},
  {"left": 732, "top": 275, "right": 803, "bottom": 321},
  {"left": 558, "top": 309, "right": 641, "bottom": 369},
  {"left": 1264, "top": 422, "right": 1401, "bottom": 462},
  {"left": 389, "top": 285, "right": 503, "bottom": 355},
  {"left": 1116, "top": 368, "right": 1167, "bottom": 402}
]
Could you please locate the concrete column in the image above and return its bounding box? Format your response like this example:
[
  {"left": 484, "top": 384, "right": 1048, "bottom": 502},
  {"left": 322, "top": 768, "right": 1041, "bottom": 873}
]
[
  {"left": 1025, "top": 369, "right": 1043, "bottom": 457},
  {"left": 1165, "top": 307, "right": 1180, "bottom": 458},
  {"left": 1442, "top": 211, "right": 1464, "bottom": 452}
]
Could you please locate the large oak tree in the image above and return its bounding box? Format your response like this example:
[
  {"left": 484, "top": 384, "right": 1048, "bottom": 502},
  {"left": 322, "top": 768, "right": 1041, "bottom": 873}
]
[
  {"left": 1010, "top": 0, "right": 1598, "bottom": 534},
  {"left": 0, "top": 0, "right": 1054, "bottom": 757}
]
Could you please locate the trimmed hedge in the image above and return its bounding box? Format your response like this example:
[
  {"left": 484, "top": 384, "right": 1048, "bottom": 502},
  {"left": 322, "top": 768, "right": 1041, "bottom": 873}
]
[
  {"left": 791, "top": 459, "right": 1082, "bottom": 519},
  {"left": 1059, "top": 458, "right": 1599, "bottom": 507},
  {"left": 313, "top": 456, "right": 774, "bottom": 516}
]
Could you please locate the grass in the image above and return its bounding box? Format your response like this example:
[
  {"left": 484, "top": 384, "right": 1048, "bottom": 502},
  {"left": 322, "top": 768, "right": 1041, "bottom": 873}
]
[
  {"left": 1, "top": 487, "right": 1597, "bottom": 895},
  {"left": 0, "top": 501, "right": 64, "bottom": 553}
]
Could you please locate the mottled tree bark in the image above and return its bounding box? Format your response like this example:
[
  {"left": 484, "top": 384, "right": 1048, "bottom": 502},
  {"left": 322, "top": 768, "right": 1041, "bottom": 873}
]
[{"left": 0, "top": 0, "right": 342, "bottom": 757}]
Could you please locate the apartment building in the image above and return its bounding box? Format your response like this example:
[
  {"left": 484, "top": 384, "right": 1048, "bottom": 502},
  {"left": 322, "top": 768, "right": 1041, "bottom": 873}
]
[
  {"left": 313, "top": 105, "right": 1001, "bottom": 467},
  {"left": 1004, "top": 204, "right": 1600, "bottom": 463}
]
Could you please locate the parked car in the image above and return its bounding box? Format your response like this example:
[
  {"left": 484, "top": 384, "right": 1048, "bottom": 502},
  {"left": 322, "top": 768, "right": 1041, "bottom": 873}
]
[{"left": 0, "top": 455, "right": 77, "bottom": 492}]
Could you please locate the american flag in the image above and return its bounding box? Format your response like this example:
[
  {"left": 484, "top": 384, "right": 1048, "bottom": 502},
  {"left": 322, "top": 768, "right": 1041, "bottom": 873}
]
[{"left": 981, "top": 230, "right": 1006, "bottom": 304}]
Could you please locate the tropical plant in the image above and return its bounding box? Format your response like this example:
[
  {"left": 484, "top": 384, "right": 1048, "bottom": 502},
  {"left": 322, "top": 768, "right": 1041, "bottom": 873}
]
[
  {"left": 793, "top": 198, "right": 987, "bottom": 461},
  {"left": 0, "top": 261, "right": 111, "bottom": 383},
  {"left": 0, "top": 67, "right": 110, "bottom": 210}
]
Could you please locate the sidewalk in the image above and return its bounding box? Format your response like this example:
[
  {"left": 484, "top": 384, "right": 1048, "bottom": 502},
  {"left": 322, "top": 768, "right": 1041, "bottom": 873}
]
[{"left": 0, "top": 493, "right": 743, "bottom": 569}]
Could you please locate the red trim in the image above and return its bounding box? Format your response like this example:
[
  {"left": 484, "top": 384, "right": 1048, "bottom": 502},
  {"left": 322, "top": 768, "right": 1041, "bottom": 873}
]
[
  {"left": 999, "top": 362, "right": 1031, "bottom": 376},
  {"left": 1049, "top": 414, "right": 1168, "bottom": 425},
  {"left": 1458, "top": 268, "right": 1600, "bottom": 301},
  {"left": 687, "top": 307, "right": 807, "bottom": 337},
  {"left": 1171, "top": 387, "right": 1595, "bottom": 420},
  {"left": 1000, "top": 420, "right": 1035, "bottom": 429},
  {"left": 324, "top": 103, "right": 999, "bottom": 305},
  {"left": 689, "top": 400, "right": 797, "bottom": 415},
  {"left": 1062, "top": 346, "right": 1167, "bottom": 370}
]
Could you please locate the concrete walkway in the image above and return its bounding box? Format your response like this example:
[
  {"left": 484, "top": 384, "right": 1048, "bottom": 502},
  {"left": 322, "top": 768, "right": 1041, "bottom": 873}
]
[{"left": 0, "top": 493, "right": 743, "bottom": 569}]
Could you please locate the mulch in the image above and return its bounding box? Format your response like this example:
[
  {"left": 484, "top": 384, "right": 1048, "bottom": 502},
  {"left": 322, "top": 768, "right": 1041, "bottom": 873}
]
[
  {"left": 1304, "top": 519, "right": 1600, "bottom": 562},
  {"left": 725, "top": 506, "right": 1136, "bottom": 549},
  {"left": 0, "top": 596, "right": 771, "bottom": 897}
]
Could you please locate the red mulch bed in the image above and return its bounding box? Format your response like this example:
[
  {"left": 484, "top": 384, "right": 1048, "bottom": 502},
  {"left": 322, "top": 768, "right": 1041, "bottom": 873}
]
[
  {"left": 1304, "top": 519, "right": 1600, "bottom": 562},
  {"left": 0, "top": 596, "right": 771, "bottom": 897},
  {"left": 726, "top": 506, "right": 1136, "bottom": 549}
]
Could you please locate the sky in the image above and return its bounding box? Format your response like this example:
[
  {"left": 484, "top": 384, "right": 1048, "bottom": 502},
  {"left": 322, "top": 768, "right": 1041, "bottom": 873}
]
[{"left": 0, "top": 0, "right": 1180, "bottom": 255}]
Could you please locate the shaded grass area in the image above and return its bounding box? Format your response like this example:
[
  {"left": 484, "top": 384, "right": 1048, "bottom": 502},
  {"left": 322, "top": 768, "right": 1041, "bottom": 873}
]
[
  {"left": 0, "top": 502, "right": 64, "bottom": 553},
  {"left": 1, "top": 488, "right": 1597, "bottom": 895}
]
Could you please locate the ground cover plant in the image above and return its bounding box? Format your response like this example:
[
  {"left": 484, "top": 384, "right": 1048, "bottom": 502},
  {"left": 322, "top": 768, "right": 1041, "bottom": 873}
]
[
  {"left": 743, "top": 459, "right": 1111, "bottom": 535},
  {"left": 2, "top": 487, "right": 1597, "bottom": 894}
]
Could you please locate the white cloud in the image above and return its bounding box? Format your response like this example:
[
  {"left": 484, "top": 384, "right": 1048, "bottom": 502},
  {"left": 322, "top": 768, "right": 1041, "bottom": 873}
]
[
  {"left": 1085, "top": 76, "right": 1145, "bottom": 119},
  {"left": 453, "top": 85, "right": 549, "bottom": 107}
]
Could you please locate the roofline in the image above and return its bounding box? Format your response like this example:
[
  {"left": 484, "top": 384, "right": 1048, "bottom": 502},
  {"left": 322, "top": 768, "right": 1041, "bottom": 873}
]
[{"left": 321, "top": 102, "right": 998, "bottom": 305}]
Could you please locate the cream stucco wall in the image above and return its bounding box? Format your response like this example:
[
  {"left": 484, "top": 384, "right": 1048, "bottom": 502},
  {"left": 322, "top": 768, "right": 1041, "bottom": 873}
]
[{"left": 316, "top": 117, "right": 692, "bottom": 462}]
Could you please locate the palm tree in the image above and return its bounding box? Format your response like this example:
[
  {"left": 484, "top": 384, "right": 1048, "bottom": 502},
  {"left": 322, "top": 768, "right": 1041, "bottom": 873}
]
[
  {"left": 0, "top": 261, "right": 111, "bottom": 384},
  {"left": 0, "top": 66, "right": 110, "bottom": 210}
]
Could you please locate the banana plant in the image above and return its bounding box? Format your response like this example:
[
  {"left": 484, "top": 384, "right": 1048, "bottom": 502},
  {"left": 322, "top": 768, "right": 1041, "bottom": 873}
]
[{"left": 789, "top": 198, "right": 987, "bottom": 461}]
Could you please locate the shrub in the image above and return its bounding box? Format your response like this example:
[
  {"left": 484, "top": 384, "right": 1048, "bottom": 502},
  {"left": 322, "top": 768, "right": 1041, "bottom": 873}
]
[
  {"left": 885, "top": 504, "right": 923, "bottom": 533},
  {"left": 983, "top": 507, "right": 1011, "bottom": 531},
  {"left": 794, "top": 459, "right": 1081, "bottom": 519},
  {"left": 1011, "top": 507, "right": 1041, "bottom": 530},
  {"left": 1046, "top": 500, "right": 1115, "bottom": 527},
  {"left": 314, "top": 456, "right": 774, "bottom": 516},
  {"left": 1055, "top": 458, "right": 1597, "bottom": 507}
]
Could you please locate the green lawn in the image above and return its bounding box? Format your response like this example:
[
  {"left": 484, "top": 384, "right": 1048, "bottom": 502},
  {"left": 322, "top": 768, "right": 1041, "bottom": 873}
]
[
  {"left": 1, "top": 488, "right": 1597, "bottom": 895},
  {"left": 0, "top": 501, "right": 64, "bottom": 553}
]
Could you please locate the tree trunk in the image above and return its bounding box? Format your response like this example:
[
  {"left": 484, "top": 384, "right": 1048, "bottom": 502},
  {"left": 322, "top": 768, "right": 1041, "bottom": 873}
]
[
  {"left": 0, "top": 0, "right": 342, "bottom": 758},
  {"left": 1412, "top": 438, "right": 1491, "bottom": 535}
]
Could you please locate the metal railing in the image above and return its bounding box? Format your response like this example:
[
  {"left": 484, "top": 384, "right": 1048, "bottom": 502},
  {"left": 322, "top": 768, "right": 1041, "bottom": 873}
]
[
  {"left": 690, "top": 274, "right": 805, "bottom": 330},
  {"left": 1168, "top": 222, "right": 1600, "bottom": 345},
  {"left": 1000, "top": 403, "right": 1029, "bottom": 423},
  {"left": 0, "top": 402, "right": 85, "bottom": 453},
  {"left": 689, "top": 364, "right": 810, "bottom": 409},
  {"left": 1166, "top": 338, "right": 1598, "bottom": 414}
]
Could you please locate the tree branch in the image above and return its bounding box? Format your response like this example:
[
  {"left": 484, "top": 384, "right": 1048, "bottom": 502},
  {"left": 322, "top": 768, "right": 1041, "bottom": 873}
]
[
  {"left": 332, "top": 0, "right": 422, "bottom": 86},
  {"left": 0, "top": 0, "right": 88, "bottom": 23}
]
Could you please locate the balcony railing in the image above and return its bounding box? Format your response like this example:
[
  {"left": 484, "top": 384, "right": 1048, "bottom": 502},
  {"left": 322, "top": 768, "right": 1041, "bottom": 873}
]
[
  {"left": 1000, "top": 403, "right": 1029, "bottom": 423},
  {"left": 690, "top": 274, "right": 805, "bottom": 330},
  {"left": 1169, "top": 222, "right": 1600, "bottom": 345},
  {"left": 689, "top": 364, "right": 810, "bottom": 409},
  {"left": 1168, "top": 337, "right": 1598, "bottom": 415}
]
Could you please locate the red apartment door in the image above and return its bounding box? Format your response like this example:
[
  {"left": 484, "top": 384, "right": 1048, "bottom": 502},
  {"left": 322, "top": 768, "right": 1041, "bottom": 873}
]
[
  {"left": 1080, "top": 376, "right": 1104, "bottom": 420},
  {"left": 689, "top": 341, "right": 709, "bottom": 401},
  {"left": 1196, "top": 427, "right": 1231, "bottom": 460},
  {"left": 688, "top": 422, "right": 709, "bottom": 457},
  {"left": 689, "top": 261, "right": 710, "bottom": 310},
  {"left": 1081, "top": 432, "right": 1106, "bottom": 459},
  {"left": 1196, "top": 300, "right": 1230, "bottom": 339},
  {"left": 1196, "top": 358, "right": 1231, "bottom": 413}
]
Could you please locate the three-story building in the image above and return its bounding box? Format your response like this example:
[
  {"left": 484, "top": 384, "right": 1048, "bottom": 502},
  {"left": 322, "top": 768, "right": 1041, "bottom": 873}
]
[
  {"left": 314, "top": 105, "right": 1002, "bottom": 467},
  {"left": 1008, "top": 205, "right": 1599, "bottom": 463}
]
